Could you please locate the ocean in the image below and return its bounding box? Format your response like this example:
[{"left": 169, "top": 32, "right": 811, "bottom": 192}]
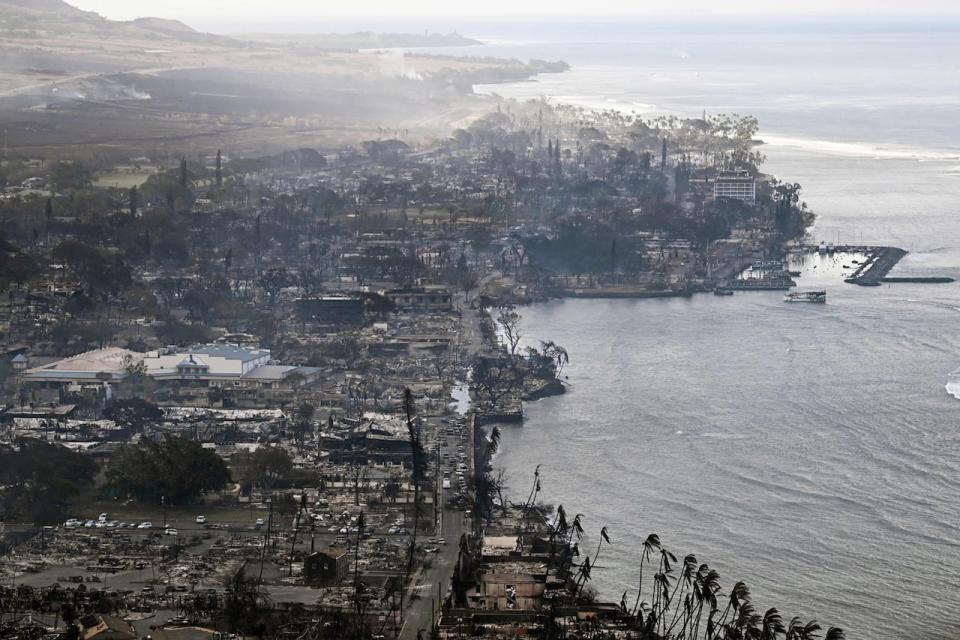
[
  {"left": 436, "top": 19, "right": 960, "bottom": 639},
  {"left": 198, "top": 15, "right": 960, "bottom": 636}
]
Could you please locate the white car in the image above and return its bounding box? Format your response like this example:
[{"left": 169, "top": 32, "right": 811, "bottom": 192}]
[
  {"left": 255, "top": 518, "right": 265, "bottom": 528},
  {"left": 195, "top": 515, "right": 207, "bottom": 524},
  {"left": 64, "top": 519, "right": 80, "bottom": 528},
  {"left": 137, "top": 522, "right": 153, "bottom": 529},
  {"left": 164, "top": 528, "right": 179, "bottom": 536}
]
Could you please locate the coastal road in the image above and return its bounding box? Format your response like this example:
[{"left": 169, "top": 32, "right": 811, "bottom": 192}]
[
  {"left": 399, "top": 283, "right": 492, "bottom": 639},
  {"left": 398, "top": 509, "right": 465, "bottom": 640},
  {"left": 399, "top": 417, "right": 475, "bottom": 640}
]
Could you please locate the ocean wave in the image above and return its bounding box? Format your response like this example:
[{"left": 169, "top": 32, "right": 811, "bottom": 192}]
[{"left": 763, "top": 134, "right": 960, "bottom": 161}]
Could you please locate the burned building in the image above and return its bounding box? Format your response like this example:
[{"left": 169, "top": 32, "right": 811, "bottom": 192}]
[{"left": 304, "top": 548, "right": 350, "bottom": 586}]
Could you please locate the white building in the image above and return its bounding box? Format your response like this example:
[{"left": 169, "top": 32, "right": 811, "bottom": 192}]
[
  {"left": 713, "top": 172, "right": 757, "bottom": 204},
  {"left": 23, "top": 344, "right": 316, "bottom": 390}
]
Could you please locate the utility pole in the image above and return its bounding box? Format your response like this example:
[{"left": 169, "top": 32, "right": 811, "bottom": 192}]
[{"left": 258, "top": 495, "right": 275, "bottom": 584}]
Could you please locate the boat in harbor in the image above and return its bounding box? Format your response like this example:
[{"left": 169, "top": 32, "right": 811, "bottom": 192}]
[
  {"left": 714, "top": 286, "right": 734, "bottom": 296},
  {"left": 751, "top": 260, "right": 786, "bottom": 271},
  {"left": 784, "top": 290, "right": 827, "bottom": 303}
]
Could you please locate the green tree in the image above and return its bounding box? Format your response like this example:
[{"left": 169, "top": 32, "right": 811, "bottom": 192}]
[
  {"left": 0, "top": 440, "right": 98, "bottom": 525},
  {"left": 50, "top": 161, "right": 92, "bottom": 191},
  {"left": 231, "top": 446, "right": 293, "bottom": 494},
  {"left": 107, "top": 436, "right": 230, "bottom": 504},
  {"left": 103, "top": 397, "right": 162, "bottom": 432}
]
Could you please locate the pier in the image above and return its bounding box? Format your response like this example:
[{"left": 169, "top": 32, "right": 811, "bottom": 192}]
[
  {"left": 793, "top": 244, "right": 909, "bottom": 287},
  {"left": 843, "top": 247, "right": 908, "bottom": 286}
]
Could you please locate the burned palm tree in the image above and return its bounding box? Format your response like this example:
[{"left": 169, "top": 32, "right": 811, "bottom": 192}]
[
  {"left": 487, "top": 426, "right": 501, "bottom": 456},
  {"left": 403, "top": 389, "right": 426, "bottom": 577},
  {"left": 632, "top": 533, "right": 661, "bottom": 618},
  {"left": 652, "top": 547, "right": 677, "bottom": 636},
  {"left": 589, "top": 526, "right": 611, "bottom": 587},
  {"left": 522, "top": 464, "right": 543, "bottom": 513},
  {"left": 759, "top": 607, "right": 786, "bottom": 640},
  {"left": 546, "top": 504, "right": 569, "bottom": 566},
  {"left": 664, "top": 554, "right": 697, "bottom": 636},
  {"left": 786, "top": 618, "right": 824, "bottom": 640},
  {"left": 568, "top": 513, "right": 585, "bottom": 546},
  {"left": 575, "top": 556, "right": 592, "bottom": 597},
  {"left": 690, "top": 567, "right": 720, "bottom": 639},
  {"left": 710, "top": 581, "right": 750, "bottom": 640},
  {"left": 353, "top": 511, "right": 366, "bottom": 640}
]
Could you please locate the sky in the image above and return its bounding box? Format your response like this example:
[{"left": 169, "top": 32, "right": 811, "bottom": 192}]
[{"left": 69, "top": 0, "right": 960, "bottom": 22}]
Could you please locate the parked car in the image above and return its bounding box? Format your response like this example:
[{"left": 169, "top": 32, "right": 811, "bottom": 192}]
[
  {"left": 195, "top": 515, "right": 207, "bottom": 524},
  {"left": 137, "top": 522, "right": 153, "bottom": 529},
  {"left": 164, "top": 528, "right": 179, "bottom": 536}
]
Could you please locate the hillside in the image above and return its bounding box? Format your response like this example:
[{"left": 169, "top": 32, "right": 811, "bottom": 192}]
[{"left": 0, "top": 0, "right": 569, "bottom": 158}]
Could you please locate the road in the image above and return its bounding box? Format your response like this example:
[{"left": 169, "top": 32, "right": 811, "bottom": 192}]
[
  {"left": 399, "top": 284, "right": 499, "bottom": 639},
  {"left": 399, "top": 414, "right": 478, "bottom": 639}
]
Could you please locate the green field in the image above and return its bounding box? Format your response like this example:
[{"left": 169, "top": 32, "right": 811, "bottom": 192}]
[{"left": 92, "top": 170, "right": 157, "bottom": 189}]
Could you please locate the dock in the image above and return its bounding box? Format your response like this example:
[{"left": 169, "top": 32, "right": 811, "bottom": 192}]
[
  {"left": 726, "top": 277, "right": 795, "bottom": 291},
  {"left": 843, "top": 247, "right": 908, "bottom": 286}
]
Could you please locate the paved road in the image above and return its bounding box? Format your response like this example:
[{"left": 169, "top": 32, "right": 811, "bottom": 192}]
[{"left": 399, "top": 413, "right": 477, "bottom": 639}]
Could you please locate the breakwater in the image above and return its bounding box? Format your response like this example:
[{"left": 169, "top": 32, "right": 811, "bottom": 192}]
[
  {"left": 842, "top": 246, "right": 908, "bottom": 286},
  {"left": 881, "top": 277, "right": 955, "bottom": 284}
]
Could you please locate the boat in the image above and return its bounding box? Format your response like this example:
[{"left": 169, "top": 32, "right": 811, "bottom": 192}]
[
  {"left": 751, "top": 260, "right": 786, "bottom": 271},
  {"left": 713, "top": 286, "right": 734, "bottom": 296},
  {"left": 784, "top": 290, "right": 826, "bottom": 303}
]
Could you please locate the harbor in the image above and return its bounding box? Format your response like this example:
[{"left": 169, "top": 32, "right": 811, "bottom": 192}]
[{"left": 790, "top": 244, "right": 954, "bottom": 287}]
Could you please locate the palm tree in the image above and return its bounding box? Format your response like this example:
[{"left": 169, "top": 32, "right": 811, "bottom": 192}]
[
  {"left": 353, "top": 511, "right": 366, "bottom": 640},
  {"left": 568, "top": 513, "right": 585, "bottom": 545},
  {"left": 690, "top": 567, "right": 720, "bottom": 640},
  {"left": 825, "top": 628, "right": 845, "bottom": 640},
  {"left": 549, "top": 505, "right": 569, "bottom": 564},
  {"left": 632, "top": 533, "right": 661, "bottom": 618},
  {"left": 575, "top": 556, "right": 592, "bottom": 597},
  {"left": 522, "top": 464, "right": 543, "bottom": 512},
  {"left": 664, "top": 554, "right": 697, "bottom": 636},
  {"left": 759, "top": 608, "right": 785, "bottom": 640},
  {"left": 710, "top": 581, "right": 750, "bottom": 640},
  {"left": 591, "top": 526, "right": 611, "bottom": 568},
  {"left": 487, "top": 426, "right": 501, "bottom": 456}
]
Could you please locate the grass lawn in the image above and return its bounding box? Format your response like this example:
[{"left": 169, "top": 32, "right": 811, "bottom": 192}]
[{"left": 92, "top": 170, "right": 157, "bottom": 189}]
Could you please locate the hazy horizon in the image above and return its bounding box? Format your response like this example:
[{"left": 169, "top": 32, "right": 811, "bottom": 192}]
[{"left": 67, "top": 0, "right": 960, "bottom": 29}]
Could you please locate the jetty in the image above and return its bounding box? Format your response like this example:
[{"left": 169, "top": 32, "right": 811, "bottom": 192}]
[
  {"left": 792, "top": 244, "right": 909, "bottom": 286},
  {"left": 842, "top": 247, "right": 907, "bottom": 286},
  {"left": 881, "top": 276, "right": 955, "bottom": 284}
]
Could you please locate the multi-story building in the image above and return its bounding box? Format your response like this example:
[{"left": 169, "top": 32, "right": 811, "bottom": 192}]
[{"left": 713, "top": 171, "right": 757, "bottom": 204}]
